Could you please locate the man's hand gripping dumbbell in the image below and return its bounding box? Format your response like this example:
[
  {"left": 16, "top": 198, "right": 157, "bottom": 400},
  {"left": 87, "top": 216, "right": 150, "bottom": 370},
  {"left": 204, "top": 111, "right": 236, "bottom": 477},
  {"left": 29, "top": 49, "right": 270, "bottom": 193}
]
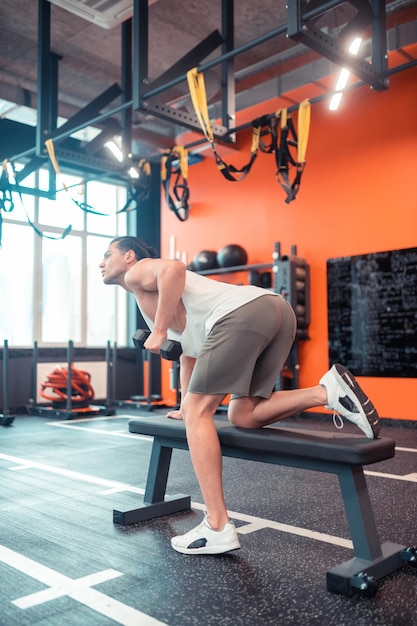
[{"left": 132, "top": 329, "right": 182, "bottom": 361}]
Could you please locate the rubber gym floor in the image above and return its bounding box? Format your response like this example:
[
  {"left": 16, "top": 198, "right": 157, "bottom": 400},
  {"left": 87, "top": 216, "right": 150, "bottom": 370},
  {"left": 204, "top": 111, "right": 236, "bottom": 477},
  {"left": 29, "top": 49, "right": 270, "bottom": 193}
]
[{"left": 1, "top": 409, "right": 416, "bottom": 626}]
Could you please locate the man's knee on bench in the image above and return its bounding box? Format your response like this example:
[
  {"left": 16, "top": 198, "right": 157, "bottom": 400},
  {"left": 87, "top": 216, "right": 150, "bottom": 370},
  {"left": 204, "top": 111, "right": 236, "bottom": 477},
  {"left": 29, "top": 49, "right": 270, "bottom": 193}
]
[{"left": 227, "top": 396, "right": 263, "bottom": 428}]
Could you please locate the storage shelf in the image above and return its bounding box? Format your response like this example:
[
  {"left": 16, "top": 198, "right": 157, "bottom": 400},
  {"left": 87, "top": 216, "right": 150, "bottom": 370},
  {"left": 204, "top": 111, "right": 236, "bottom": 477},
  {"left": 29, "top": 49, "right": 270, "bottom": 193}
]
[{"left": 196, "top": 262, "right": 274, "bottom": 276}]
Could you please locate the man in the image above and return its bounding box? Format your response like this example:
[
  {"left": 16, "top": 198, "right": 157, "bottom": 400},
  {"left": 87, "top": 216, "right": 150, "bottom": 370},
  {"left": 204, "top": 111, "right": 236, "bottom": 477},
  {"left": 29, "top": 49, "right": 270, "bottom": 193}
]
[{"left": 100, "top": 235, "right": 380, "bottom": 556}]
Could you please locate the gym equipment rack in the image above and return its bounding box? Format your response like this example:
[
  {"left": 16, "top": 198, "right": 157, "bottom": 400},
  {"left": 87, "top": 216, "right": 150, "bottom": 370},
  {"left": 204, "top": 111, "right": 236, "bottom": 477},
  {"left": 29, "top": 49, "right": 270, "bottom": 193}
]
[
  {"left": 1, "top": 339, "right": 16, "bottom": 426},
  {"left": 27, "top": 340, "right": 115, "bottom": 419}
]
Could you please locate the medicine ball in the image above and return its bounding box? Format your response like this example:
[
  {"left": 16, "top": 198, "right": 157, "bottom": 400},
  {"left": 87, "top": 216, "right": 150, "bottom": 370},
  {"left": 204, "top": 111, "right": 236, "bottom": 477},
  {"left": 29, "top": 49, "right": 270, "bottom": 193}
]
[
  {"left": 193, "top": 250, "right": 219, "bottom": 271},
  {"left": 217, "top": 244, "right": 248, "bottom": 268}
]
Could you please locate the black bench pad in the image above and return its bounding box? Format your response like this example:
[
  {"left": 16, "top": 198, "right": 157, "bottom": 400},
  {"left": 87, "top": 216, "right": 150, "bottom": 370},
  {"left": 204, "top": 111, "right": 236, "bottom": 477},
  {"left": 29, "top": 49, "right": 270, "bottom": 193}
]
[{"left": 128, "top": 414, "right": 395, "bottom": 466}]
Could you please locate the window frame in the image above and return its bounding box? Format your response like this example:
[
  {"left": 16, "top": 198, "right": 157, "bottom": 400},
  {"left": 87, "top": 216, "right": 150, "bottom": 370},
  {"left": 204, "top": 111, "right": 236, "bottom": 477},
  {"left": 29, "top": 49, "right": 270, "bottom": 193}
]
[{"left": 1, "top": 164, "right": 132, "bottom": 348}]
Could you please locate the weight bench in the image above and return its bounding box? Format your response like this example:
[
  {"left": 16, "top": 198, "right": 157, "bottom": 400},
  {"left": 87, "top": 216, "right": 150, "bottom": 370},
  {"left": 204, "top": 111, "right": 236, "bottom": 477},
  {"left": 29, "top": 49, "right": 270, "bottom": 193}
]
[{"left": 114, "top": 414, "right": 416, "bottom": 596}]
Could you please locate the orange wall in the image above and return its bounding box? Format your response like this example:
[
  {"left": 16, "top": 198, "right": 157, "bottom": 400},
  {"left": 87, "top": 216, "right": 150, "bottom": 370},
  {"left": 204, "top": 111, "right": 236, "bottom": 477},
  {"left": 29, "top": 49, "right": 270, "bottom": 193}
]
[{"left": 160, "top": 65, "right": 417, "bottom": 422}]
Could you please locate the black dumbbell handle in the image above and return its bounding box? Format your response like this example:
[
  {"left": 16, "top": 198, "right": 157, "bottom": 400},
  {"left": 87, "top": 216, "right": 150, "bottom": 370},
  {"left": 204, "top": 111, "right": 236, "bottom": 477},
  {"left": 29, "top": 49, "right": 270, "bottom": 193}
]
[{"left": 132, "top": 329, "right": 182, "bottom": 361}]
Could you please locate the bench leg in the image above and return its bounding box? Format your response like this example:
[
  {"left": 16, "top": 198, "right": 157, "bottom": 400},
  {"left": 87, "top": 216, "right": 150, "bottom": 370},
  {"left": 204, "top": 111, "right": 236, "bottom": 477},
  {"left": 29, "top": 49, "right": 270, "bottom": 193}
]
[
  {"left": 327, "top": 465, "right": 406, "bottom": 595},
  {"left": 339, "top": 464, "right": 382, "bottom": 561},
  {"left": 113, "top": 438, "right": 191, "bottom": 525}
]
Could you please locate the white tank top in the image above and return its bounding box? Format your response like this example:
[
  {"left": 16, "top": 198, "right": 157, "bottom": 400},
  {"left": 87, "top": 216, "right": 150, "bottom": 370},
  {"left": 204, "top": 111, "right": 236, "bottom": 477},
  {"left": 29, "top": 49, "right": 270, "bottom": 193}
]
[{"left": 140, "top": 270, "right": 275, "bottom": 358}]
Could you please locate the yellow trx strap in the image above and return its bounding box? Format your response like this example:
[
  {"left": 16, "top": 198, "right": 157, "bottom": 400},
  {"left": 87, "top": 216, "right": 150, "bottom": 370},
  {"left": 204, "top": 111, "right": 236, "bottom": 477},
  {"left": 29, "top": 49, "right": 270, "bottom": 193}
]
[
  {"left": 275, "top": 99, "right": 311, "bottom": 204},
  {"left": 139, "top": 158, "right": 151, "bottom": 178},
  {"left": 297, "top": 99, "right": 311, "bottom": 164},
  {"left": 187, "top": 67, "right": 260, "bottom": 182},
  {"left": 187, "top": 68, "right": 214, "bottom": 144},
  {"left": 44, "top": 138, "right": 68, "bottom": 191},
  {"left": 161, "top": 146, "right": 190, "bottom": 221}
]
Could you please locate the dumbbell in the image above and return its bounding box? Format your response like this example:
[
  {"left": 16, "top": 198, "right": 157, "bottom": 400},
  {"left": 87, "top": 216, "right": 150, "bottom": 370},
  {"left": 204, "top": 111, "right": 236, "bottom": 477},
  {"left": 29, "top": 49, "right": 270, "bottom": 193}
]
[{"left": 132, "top": 329, "right": 182, "bottom": 361}]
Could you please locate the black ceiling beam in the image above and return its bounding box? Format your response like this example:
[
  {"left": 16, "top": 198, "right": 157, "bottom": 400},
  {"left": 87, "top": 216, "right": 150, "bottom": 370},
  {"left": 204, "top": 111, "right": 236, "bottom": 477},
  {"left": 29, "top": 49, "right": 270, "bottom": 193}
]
[
  {"left": 36, "top": 0, "right": 52, "bottom": 157},
  {"left": 134, "top": 26, "right": 226, "bottom": 143},
  {"left": 11, "top": 0, "right": 392, "bottom": 169},
  {"left": 337, "top": 0, "right": 374, "bottom": 47},
  {"left": 369, "top": 0, "right": 388, "bottom": 82},
  {"left": 287, "top": 0, "right": 388, "bottom": 90},
  {"left": 11, "top": 100, "right": 132, "bottom": 163},
  {"left": 133, "top": 0, "right": 229, "bottom": 140},
  {"left": 141, "top": 24, "right": 286, "bottom": 101},
  {"left": 147, "top": 29, "right": 223, "bottom": 93},
  {"left": 221, "top": 0, "right": 235, "bottom": 140},
  {"left": 138, "top": 1, "right": 349, "bottom": 103},
  {"left": 121, "top": 18, "right": 133, "bottom": 163},
  {"left": 17, "top": 52, "right": 60, "bottom": 183},
  {"left": 49, "top": 83, "right": 123, "bottom": 142},
  {"left": 139, "top": 101, "right": 228, "bottom": 136},
  {"left": 133, "top": 0, "right": 149, "bottom": 113},
  {"left": 36, "top": 0, "right": 59, "bottom": 196},
  {"left": 54, "top": 146, "right": 127, "bottom": 176},
  {"left": 14, "top": 156, "right": 45, "bottom": 184},
  {"left": 83, "top": 117, "right": 121, "bottom": 156}
]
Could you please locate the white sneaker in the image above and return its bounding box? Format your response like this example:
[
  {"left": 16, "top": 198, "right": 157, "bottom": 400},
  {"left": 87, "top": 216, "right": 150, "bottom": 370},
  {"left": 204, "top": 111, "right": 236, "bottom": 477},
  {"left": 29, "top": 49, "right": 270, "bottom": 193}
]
[
  {"left": 171, "top": 515, "right": 241, "bottom": 555},
  {"left": 319, "top": 363, "right": 380, "bottom": 439}
]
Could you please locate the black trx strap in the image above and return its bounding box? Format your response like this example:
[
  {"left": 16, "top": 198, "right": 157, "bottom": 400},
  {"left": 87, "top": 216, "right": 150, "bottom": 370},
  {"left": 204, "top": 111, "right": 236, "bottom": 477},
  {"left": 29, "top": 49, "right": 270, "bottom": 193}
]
[
  {"left": 187, "top": 67, "right": 261, "bottom": 183},
  {"left": 258, "top": 114, "right": 278, "bottom": 155},
  {"left": 0, "top": 159, "right": 71, "bottom": 244},
  {"left": 0, "top": 160, "right": 15, "bottom": 247},
  {"left": 45, "top": 138, "right": 148, "bottom": 217},
  {"left": 130, "top": 159, "right": 152, "bottom": 203},
  {"left": 212, "top": 120, "right": 261, "bottom": 182},
  {"left": 161, "top": 146, "right": 190, "bottom": 222},
  {"left": 113, "top": 160, "right": 152, "bottom": 213}
]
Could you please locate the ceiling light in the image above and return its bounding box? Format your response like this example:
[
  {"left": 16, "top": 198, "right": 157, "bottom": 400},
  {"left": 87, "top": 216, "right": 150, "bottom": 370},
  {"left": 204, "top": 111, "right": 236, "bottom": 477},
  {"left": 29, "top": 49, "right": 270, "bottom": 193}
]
[
  {"left": 328, "top": 92, "right": 344, "bottom": 111},
  {"left": 348, "top": 37, "right": 362, "bottom": 56},
  {"left": 128, "top": 166, "right": 140, "bottom": 179},
  {"left": 105, "top": 140, "right": 123, "bottom": 162},
  {"left": 329, "top": 37, "right": 362, "bottom": 111},
  {"left": 335, "top": 68, "right": 351, "bottom": 91}
]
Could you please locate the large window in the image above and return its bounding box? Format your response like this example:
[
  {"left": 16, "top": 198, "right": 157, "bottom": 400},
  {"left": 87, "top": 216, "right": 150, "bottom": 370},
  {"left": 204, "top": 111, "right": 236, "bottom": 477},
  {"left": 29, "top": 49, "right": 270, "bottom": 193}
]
[{"left": 0, "top": 166, "right": 129, "bottom": 347}]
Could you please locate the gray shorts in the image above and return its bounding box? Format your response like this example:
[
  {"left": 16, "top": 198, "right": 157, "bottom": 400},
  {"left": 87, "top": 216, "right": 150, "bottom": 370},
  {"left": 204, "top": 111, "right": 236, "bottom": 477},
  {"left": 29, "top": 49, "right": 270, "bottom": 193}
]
[{"left": 188, "top": 294, "right": 296, "bottom": 399}]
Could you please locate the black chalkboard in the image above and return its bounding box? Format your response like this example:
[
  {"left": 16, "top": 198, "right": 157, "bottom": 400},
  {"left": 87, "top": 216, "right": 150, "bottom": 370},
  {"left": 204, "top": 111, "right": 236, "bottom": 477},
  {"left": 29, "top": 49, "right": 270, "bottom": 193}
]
[{"left": 326, "top": 247, "right": 417, "bottom": 377}]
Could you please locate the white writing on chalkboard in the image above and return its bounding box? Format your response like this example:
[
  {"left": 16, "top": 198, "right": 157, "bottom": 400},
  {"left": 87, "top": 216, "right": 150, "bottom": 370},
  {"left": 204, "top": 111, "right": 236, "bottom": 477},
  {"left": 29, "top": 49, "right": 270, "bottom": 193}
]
[{"left": 326, "top": 247, "right": 417, "bottom": 378}]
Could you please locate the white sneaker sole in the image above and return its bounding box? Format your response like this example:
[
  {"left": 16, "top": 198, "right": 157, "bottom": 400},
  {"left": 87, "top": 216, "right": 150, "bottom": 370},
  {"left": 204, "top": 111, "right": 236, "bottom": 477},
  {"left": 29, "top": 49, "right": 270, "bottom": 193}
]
[
  {"left": 171, "top": 539, "right": 241, "bottom": 555},
  {"left": 332, "top": 364, "right": 380, "bottom": 438}
]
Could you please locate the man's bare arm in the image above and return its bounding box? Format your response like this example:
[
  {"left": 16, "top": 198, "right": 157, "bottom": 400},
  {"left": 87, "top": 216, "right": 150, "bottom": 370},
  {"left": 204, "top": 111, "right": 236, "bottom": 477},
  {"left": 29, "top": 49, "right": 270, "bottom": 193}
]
[
  {"left": 166, "top": 355, "right": 196, "bottom": 420},
  {"left": 125, "top": 258, "right": 186, "bottom": 352}
]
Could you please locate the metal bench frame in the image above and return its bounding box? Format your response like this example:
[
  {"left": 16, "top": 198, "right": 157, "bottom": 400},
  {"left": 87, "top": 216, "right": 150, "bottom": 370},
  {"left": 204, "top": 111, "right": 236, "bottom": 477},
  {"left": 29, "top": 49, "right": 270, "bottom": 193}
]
[{"left": 114, "top": 415, "right": 412, "bottom": 595}]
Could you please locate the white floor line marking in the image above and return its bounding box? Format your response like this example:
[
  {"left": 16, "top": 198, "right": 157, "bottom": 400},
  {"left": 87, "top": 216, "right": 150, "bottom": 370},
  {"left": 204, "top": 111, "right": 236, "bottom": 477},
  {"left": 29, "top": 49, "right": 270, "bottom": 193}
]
[
  {"left": 0, "top": 545, "right": 167, "bottom": 626},
  {"left": 395, "top": 446, "right": 417, "bottom": 453},
  {"left": 237, "top": 521, "right": 272, "bottom": 535},
  {"left": 227, "top": 509, "right": 353, "bottom": 548},
  {"left": 190, "top": 501, "right": 353, "bottom": 548},
  {"left": 47, "top": 415, "right": 131, "bottom": 424},
  {"left": 0, "top": 452, "right": 145, "bottom": 495},
  {"left": 365, "top": 470, "right": 417, "bottom": 482},
  {"left": 1, "top": 450, "right": 353, "bottom": 548},
  {"left": 47, "top": 421, "right": 151, "bottom": 441},
  {"left": 14, "top": 569, "right": 123, "bottom": 608}
]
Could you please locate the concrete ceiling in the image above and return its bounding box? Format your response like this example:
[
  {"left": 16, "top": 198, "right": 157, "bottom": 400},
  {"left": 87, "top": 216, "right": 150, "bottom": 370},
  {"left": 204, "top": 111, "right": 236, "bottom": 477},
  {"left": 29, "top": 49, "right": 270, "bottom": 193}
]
[{"left": 1, "top": 0, "right": 417, "bottom": 173}]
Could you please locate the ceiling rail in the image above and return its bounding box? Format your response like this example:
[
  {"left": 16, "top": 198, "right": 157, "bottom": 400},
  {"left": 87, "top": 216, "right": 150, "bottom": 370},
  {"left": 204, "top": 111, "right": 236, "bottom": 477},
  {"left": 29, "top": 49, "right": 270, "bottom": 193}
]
[{"left": 9, "top": 0, "right": 388, "bottom": 166}]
